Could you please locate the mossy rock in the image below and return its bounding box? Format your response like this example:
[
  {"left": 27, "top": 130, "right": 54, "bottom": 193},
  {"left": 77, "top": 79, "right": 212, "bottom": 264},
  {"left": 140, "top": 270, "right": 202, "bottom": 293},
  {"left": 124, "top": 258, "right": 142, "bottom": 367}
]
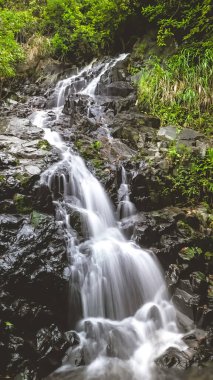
[
  {"left": 15, "top": 173, "right": 31, "bottom": 188},
  {"left": 91, "top": 158, "right": 104, "bottom": 169},
  {"left": 177, "top": 220, "right": 195, "bottom": 237},
  {"left": 31, "top": 210, "right": 48, "bottom": 228},
  {"left": 75, "top": 139, "right": 103, "bottom": 162},
  {"left": 13, "top": 193, "right": 33, "bottom": 214},
  {"left": 37, "top": 139, "right": 51, "bottom": 150},
  {"left": 0, "top": 175, "right": 6, "bottom": 183},
  {"left": 178, "top": 246, "right": 202, "bottom": 262}
]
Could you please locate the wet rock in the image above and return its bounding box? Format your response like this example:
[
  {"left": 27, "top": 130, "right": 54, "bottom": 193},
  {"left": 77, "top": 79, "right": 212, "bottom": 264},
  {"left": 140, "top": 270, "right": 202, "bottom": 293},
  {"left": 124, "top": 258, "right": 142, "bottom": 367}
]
[
  {"left": 0, "top": 211, "right": 68, "bottom": 378},
  {"left": 130, "top": 163, "right": 169, "bottom": 211},
  {"left": 13, "top": 193, "right": 33, "bottom": 214},
  {"left": 67, "top": 208, "right": 83, "bottom": 237},
  {"left": 196, "top": 306, "right": 213, "bottom": 329},
  {"left": 155, "top": 347, "right": 191, "bottom": 370},
  {"left": 172, "top": 288, "right": 200, "bottom": 320},
  {"left": 0, "top": 113, "right": 56, "bottom": 206},
  {"left": 98, "top": 81, "right": 134, "bottom": 97},
  {"left": 63, "top": 94, "right": 88, "bottom": 117},
  {"left": 32, "top": 183, "right": 54, "bottom": 214},
  {"left": 0, "top": 333, "right": 35, "bottom": 376},
  {"left": 182, "top": 329, "right": 206, "bottom": 349},
  {"left": 99, "top": 58, "right": 129, "bottom": 85},
  {"left": 64, "top": 331, "right": 80, "bottom": 346},
  {"left": 62, "top": 345, "right": 85, "bottom": 367},
  {"left": 36, "top": 324, "right": 70, "bottom": 378}
]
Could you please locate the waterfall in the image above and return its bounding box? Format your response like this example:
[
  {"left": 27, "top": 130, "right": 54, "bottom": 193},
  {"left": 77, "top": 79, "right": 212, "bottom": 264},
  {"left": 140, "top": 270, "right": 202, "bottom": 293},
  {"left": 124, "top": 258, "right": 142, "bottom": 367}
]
[{"left": 31, "top": 54, "right": 184, "bottom": 379}]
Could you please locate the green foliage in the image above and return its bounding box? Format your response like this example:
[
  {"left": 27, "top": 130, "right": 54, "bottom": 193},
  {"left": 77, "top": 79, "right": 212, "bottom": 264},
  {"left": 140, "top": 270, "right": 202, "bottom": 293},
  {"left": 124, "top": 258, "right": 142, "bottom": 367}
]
[
  {"left": 138, "top": 47, "right": 213, "bottom": 132},
  {"left": 31, "top": 210, "right": 46, "bottom": 228},
  {"left": 179, "top": 246, "right": 202, "bottom": 261},
  {"left": 4, "top": 321, "right": 14, "bottom": 330},
  {"left": 41, "top": 0, "right": 137, "bottom": 60},
  {"left": 0, "top": 0, "right": 140, "bottom": 80},
  {"left": 165, "top": 145, "right": 213, "bottom": 204},
  {"left": 91, "top": 140, "right": 102, "bottom": 150},
  {"left": 37, "top": 139, "right": 51, "bottom": 150},
  {"left": 0, "top": 320, "right": 14, "bottom": 332},
  {"left": 142, "top": 0, "right": 213, "bottom": 46},
  {"left": 13, "top": 193, "right": 33, "bottom": 214},
  {"left": 0, "top": 8, "right": 36, "bottom": 79}
]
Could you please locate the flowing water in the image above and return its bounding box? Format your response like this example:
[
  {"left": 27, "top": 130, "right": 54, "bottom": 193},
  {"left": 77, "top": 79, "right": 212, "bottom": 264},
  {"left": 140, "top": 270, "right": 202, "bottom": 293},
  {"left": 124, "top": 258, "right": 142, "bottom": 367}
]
[
  {"left": 31, "top": 55, "right": 185, "bottom": 379},
  {"left": 117, "top": 166, "right": 136, "bottom": 220}
]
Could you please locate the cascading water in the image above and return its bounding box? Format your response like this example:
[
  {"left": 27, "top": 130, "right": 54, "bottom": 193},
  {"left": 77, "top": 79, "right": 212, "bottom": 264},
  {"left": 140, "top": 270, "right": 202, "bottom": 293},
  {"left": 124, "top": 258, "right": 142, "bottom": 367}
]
[
  {"left": 117, "top": 166, "right": 136, "bottom": 220},
  {"left": 31, "top": 54, "right": 185, "bottom": 379},
  {"left": 81, "top": 54, "right": 128, "bottom": 96}
]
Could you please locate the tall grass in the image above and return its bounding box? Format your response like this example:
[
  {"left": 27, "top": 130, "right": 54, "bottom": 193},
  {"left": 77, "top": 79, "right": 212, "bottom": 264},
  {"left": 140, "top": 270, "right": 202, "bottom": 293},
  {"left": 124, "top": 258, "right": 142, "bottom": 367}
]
[{"left": 138, "top": 47, "right": 213, "bottom": 132}]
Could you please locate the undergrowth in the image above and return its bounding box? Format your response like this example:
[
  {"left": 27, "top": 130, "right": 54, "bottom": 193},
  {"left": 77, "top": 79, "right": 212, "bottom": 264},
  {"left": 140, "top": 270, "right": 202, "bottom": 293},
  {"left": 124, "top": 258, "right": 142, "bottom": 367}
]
[
  {"left": 138, "top": 46, "right": 213, "bottom": 134},
  {"left": 163, "top": 144, "right": 213, "bottom": 205}
]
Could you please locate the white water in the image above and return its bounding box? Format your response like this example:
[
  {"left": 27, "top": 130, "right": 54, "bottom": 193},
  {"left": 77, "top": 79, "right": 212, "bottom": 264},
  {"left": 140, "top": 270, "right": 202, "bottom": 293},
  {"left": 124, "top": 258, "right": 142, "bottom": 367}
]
[
  {"left": 81, "top": 53, "right": 128, "bottom": 96},
  {"left": 55, "top": 60, "right": 96, "bottom": 107},
  {"left": 117, "top": 166, "right": 136, "bottom": 220},
  {"left": 31, "top": 55, "right": 184, "bottom": 379}
]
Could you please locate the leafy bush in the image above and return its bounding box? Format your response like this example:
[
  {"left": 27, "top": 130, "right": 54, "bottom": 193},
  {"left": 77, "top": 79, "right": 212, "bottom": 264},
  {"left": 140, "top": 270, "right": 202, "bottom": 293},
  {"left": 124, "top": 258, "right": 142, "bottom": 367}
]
[
  {"left": 137, "top": 47, "right": 213, "bottom": 132},
  {"left": 41, "top": 0, "right": 138, "bottom": 61},
  {"left": 142, "top": 0, "right": 213, "bottom": 46},
  {"left": 165, "top": 144, "right": 213, "bottom": 204},
  {"left": 0, "top": 8, "right": 36, "bottom": 79}
]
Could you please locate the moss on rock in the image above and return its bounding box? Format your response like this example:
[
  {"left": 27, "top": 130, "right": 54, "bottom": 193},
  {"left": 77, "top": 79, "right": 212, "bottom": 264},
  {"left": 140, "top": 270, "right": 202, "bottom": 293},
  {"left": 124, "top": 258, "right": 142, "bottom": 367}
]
[
  {"left": 13, "top": 193, "right": 33, "bottom": 214},
  {"left": 31, "top": 210, "right": 47, "bottom": 228},
  {"left": 37, "top": 140, "right": 51, "bottom": 151}
]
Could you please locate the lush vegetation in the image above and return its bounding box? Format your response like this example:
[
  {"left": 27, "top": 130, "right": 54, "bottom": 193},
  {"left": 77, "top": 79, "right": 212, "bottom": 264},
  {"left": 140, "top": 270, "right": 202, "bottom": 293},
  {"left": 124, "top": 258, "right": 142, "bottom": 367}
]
[
  {"left": 136, "top": 0, "right": 213, "bottom": 133},
  {"left": 0, "top": 0, "right": 141, "bottom": 82},
  {"left": 141, "top": 0, "right": 212, "bottom": 46},
  {"left": 138, "top": 47, "right": 213, "bottom": 132},
  {"left": 0, "top": 0, "right": 212, "bottom": 79},
  {"left": 0, "top": 7, "right": 34, "bottom": 79},
  {"left": 41, "top": 0, "right": 140, "bottom": 61},
  {"left": 164, "top": 144, "right": 213, "bottom": 205}
]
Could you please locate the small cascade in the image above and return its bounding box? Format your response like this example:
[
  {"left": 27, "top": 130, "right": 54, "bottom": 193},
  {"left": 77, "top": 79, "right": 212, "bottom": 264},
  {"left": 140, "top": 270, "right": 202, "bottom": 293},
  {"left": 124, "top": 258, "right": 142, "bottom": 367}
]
[
  {"left": 31, "top": 54, "right": 185, "bottom": 380},
  {"left": 55, "top": 60, "right": 95, "bottom": 108},
  {"left": 117, "top": 166, "right": 136, "bottom": 220},
  {"left": 81, "top": 53, "right": 128, "bottom": 96}
]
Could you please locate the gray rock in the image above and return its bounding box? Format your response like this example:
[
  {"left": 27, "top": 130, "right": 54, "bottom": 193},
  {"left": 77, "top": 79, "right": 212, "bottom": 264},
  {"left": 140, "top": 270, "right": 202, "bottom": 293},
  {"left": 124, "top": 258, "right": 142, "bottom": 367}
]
[
  {"left": 172, "top": 288, "right": 201, "bottom": 320},
  {"left": 157, "top": 126, "right": 204, "bottom": 146},
  {"left": 102, "top": 81, "right": 134, "bottom": 97},
  {"left": 6, "top": 117, "right": 42, "bottom": 139},
  {"left": 157, "top": 126, "right": 178, "bottom": 141},
  {"left": 179, "top": 128, "right": 203, "bottom": 141},
  {"left": 155, "top": 347, "right": 191, "bottom": 370},
  {"left": 25, "top": 165, "right": 41, "bottom": 176}
]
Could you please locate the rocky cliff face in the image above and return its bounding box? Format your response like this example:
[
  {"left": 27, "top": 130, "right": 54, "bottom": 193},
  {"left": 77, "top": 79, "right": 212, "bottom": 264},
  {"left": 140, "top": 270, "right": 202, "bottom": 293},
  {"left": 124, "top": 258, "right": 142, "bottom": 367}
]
[{"left": 0, "top": 55, "right": 212, "bottom": 379}]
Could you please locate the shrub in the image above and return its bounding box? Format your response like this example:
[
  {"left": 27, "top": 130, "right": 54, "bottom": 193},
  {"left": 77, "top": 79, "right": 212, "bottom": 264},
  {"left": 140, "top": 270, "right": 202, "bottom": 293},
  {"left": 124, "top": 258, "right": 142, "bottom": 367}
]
[
  {"left": 137, "top": 47, "right": 213, "bottom": 132},
  {"left": 165, "top": 144, "right": 213, "bottom": 204}
]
